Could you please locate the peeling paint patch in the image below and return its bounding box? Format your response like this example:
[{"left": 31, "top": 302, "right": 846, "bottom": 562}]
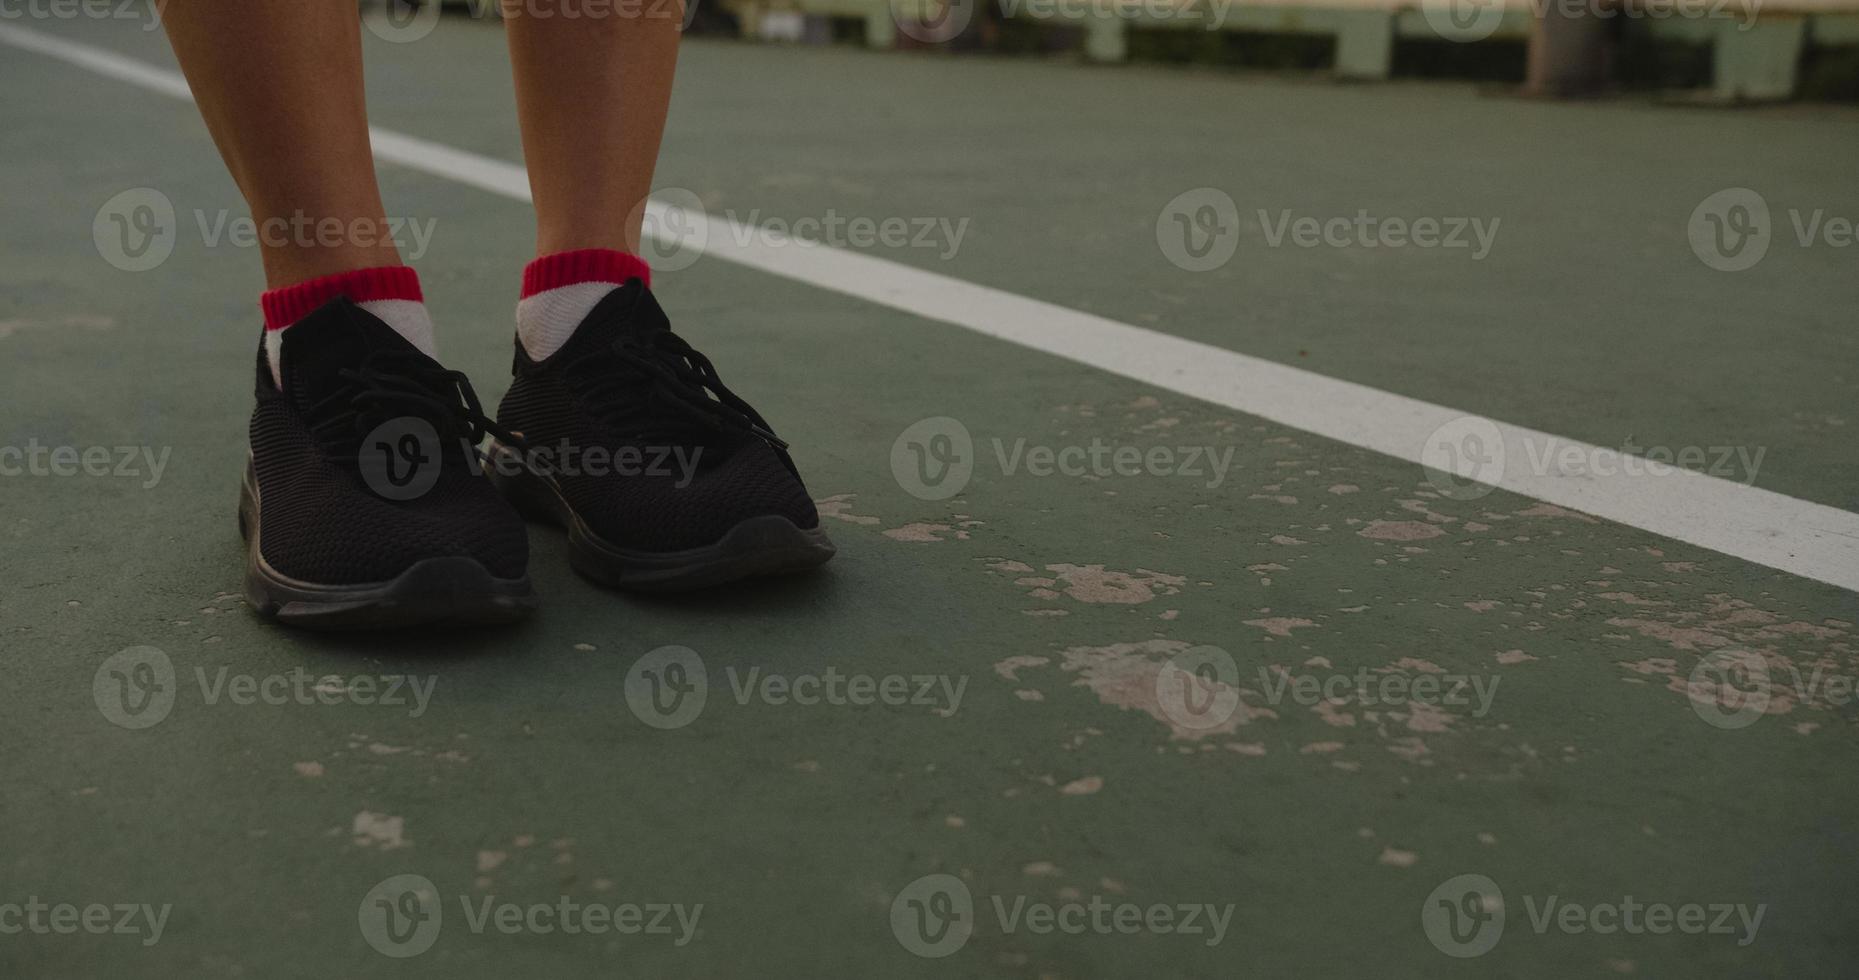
[
  {"left": 884, "top": 522, "right": 968, "bottom": 542},
  {"left": 1378, "top": 847, "right": 1418, "bottom": 868},
  {"left": 1495, "top": 650, "right": 1537, "bottom": 665},
  {"left": 815, "top": 493, "right": 880, "bottom": 525},
  {"left": 352, "top": 811, "right": 409, "bottom": 850},
  {"left": 293, "top": 761, "right": 325, "bottom": 778},
  {"left": 1059, "top": 776, "right": 1104, "bottom": 796},
  {"left": 994, "top": 655, "right": 1050, "bottom": 681},
  {"left": 1046, "top": 564, "right": 1186, "bottom": 604},
  {"left": 1245, "top": 617, "right": 1317, "bottom": 638},
  {"left": 1358, "top": 520, "right": 1445, "bottom": 542},
  {"left": 1051, "top": 639, "right": 1270, "bottom": 739},
  {"left": 477, "top": 850, "right": 507, "bottom": 873}
]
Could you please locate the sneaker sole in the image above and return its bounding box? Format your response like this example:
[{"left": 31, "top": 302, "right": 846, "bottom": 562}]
[
  {"left": 487, "top": 444, "right": 836, "bottom": 593},
  {"left": 238, "top": 463, "right": 537, "bottom": 630}
]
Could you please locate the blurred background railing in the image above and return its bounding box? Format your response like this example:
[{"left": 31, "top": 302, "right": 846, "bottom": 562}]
[{"left": 418, "top": 0, "right": 1859, "bottom": 100}]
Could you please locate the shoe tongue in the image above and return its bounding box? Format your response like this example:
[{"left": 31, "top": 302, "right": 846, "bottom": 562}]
[
  {"left": 555, "top": 280, "right": 666, "bottom": 360},
  {"left": 279, "top": 297, "right": 424, "bottom": 414}
]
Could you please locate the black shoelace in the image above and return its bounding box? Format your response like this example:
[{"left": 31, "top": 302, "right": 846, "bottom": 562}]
[
  {"left": 568, "top": 327, "right": 788, "bottom": 450},
  {"left": 305, "top": 348, "right": 522, "bottom": 466}
]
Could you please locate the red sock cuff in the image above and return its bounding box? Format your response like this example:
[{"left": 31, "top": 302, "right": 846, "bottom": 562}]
[
  {"left": 262, "top": 266, "right": 423, "bottom": 331},
  {"left": 521, "top": 249, "right": 652, "bottom": 299}
]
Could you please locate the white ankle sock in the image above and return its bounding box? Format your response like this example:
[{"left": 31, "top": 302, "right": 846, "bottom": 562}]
[
  {"left": 261, "top": 267, "right": 434, "bottom": 386},
  {"left": 515, "top": 249, "right": 653, "bottom": 362}
]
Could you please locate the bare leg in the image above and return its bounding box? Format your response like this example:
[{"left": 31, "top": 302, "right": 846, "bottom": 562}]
[
  {"left": 502, "top": 0, "right": 681, "bottom": 257},
  {"left": 157, "top": 0, "right": 400, "bottom": 288}
]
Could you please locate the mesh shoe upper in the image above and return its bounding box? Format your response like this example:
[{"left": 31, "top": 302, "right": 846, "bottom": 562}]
[
  {"left": 496, "top": 282, "right": 821, "bottom": 553},
  {"left": 249, "top": 299, "right": 529, "bottom": 584}
]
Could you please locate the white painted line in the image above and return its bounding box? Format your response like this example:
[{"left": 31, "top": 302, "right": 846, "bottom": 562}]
[{"left": 7, "top": 23, "right": 1858, "bottom": 594}]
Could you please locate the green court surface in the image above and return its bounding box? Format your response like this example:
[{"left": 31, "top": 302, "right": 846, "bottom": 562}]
[{"left": 4, "top": 13, "right": 1858, "bottom": 980}]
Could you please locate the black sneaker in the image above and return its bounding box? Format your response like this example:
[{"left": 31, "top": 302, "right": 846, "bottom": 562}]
[
  {"left": 488, "top": 281, "right": 834, "bottom": 592},
  {"left": 239, "top": 298, "right": 536, "bottom": 628}
]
